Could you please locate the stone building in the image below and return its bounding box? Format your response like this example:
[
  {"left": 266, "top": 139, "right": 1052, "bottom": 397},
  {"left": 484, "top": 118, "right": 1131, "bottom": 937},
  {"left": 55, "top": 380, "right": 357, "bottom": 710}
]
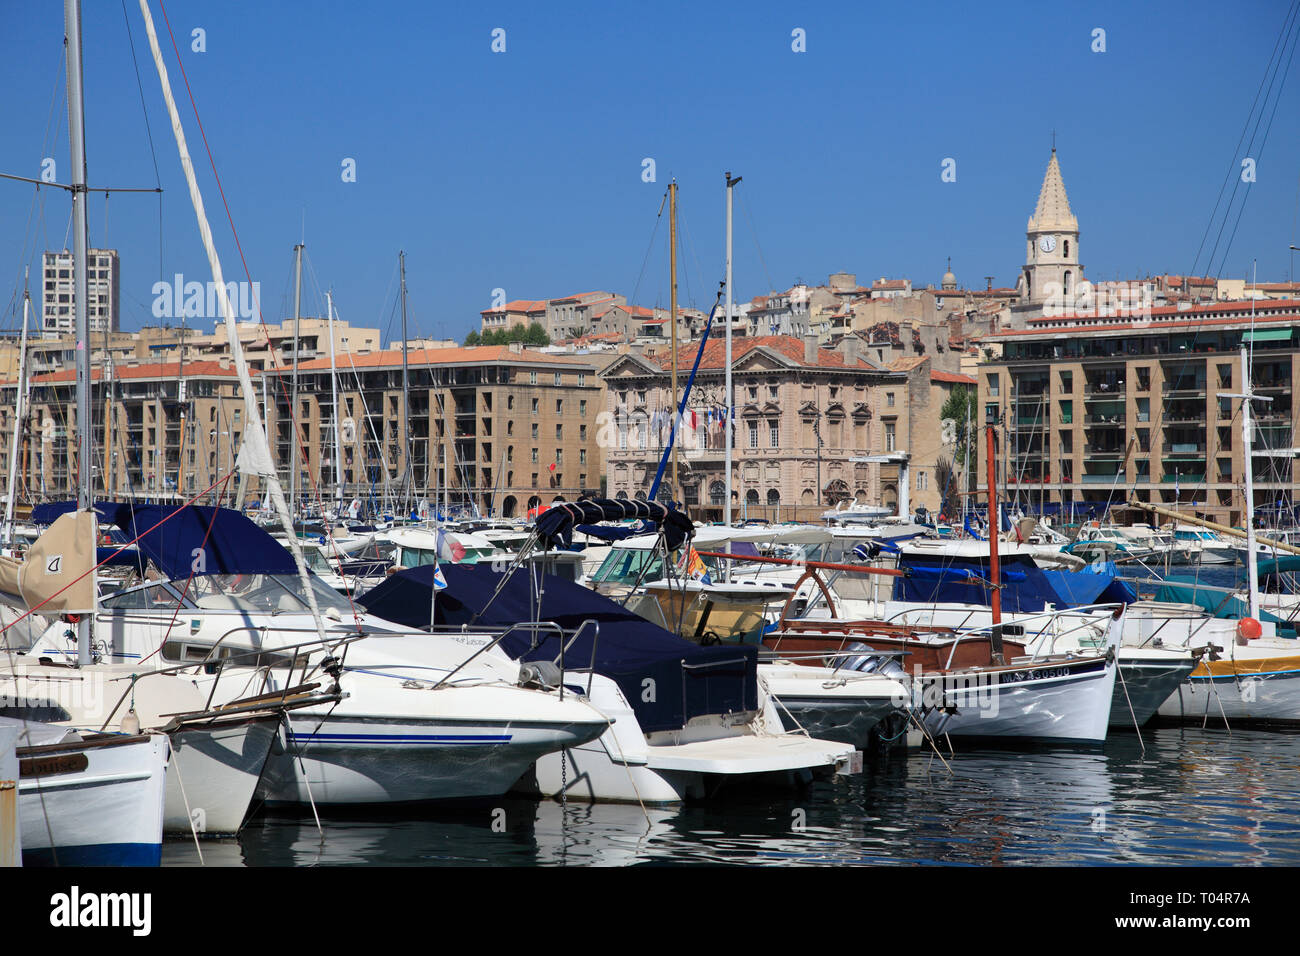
[
  {"left": 262, "top": 344, "right": 605, "bottom": 517},
  {"left": 601, "top": 334, "right": 928, "bottom": 521}
]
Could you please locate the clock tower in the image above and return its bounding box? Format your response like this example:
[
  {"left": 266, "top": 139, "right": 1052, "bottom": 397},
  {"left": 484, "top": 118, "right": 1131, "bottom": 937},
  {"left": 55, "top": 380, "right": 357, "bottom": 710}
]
[{"left": 1018, "top": 147, "right": 1081, "bottom": 310}]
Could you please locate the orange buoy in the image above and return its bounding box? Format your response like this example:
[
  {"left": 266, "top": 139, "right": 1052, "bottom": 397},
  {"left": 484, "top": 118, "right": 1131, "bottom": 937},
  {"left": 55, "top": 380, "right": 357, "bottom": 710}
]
[{"left": 1236, "top": 617, "right": 1262, "bottom": 643}]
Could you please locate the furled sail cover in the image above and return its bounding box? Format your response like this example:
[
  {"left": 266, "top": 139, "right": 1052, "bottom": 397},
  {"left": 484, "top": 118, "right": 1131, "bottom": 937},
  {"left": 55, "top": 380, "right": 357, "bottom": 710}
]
[
  {"left": 0, "top": 511, "right": 97, "bottom": 613},
  {"left": 359, "top": 563, "right": 759, "bottom": 733},
  {"left": 534, "top": 498, "right": 694, "bottom": 552}
]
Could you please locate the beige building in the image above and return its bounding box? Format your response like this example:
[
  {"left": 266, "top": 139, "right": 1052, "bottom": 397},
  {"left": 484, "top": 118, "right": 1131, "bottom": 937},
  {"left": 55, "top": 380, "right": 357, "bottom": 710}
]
[
  {"left": 262, "top": 344, "right": 606, "bottom": 517},
  {"left": 601, "top": 333, "right": 942, "bottom": 521},
  {"left": 1012, "top": 149, "right": 1084, "bottom": 322},
  {"left": 43, "top": 248, "right": 120, "bottom": 333},
  {"left": 977, "top": 299, "right": 1300, "bottom": 526},
  {"left": 1, "top": 359, "right": 246, "bottom": 503}
]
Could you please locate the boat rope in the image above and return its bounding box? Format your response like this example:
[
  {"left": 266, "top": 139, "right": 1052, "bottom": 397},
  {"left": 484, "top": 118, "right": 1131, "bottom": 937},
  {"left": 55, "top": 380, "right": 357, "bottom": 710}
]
[
  {"left": 1114, "top": 661, "right": 1145, "bottom": 756},
  {"left": 168, "top": 731, "right": 205, "bottom": 865}
]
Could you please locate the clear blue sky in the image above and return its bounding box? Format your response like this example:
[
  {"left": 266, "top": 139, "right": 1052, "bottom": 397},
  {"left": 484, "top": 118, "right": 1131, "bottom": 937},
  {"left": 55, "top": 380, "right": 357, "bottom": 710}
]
[{"left": 3, "top": 0, "right": 1299, "bottom": 342}]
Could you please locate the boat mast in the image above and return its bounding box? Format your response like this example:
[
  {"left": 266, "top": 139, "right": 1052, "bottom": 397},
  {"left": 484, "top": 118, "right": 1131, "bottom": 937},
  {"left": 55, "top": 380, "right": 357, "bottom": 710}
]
[
  {"left": 65, "top": 0, "right": 94, "bottom": 666},
  {"left": 1234, "top": 260, "right": 1265, "bottom": 622},
  {"left": 290, "top": 241, "right": 303, "bottom": 519},
  {"left": 986, "top": 414, "right": 1004, "bottom": 664},
  {"left": 326, "top": 289, "right": 343, "bottom": 516},
  {"left": 399, "top": 251, "right": 411, "bottom": 516},
  {"left": 724, "top": 172, "right": 740, "bottom": 531},
  {"left": 4, "top": 272, "right": 32, "bottom": 545},
  {"left": 668, "top": 180, "right": 679, "bottom": 503}
]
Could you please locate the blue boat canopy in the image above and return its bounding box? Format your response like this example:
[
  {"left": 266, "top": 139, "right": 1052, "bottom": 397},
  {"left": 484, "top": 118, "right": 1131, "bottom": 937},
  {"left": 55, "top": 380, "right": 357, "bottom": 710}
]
[
  {"left": 36, "top": 501, "right": 297, "bottom": 578},
  {"left": 894, "top": 552, "right": 1137, "bottom": 612},
  {"left": 535, "top": 498, "right": 694, "bottom": 551},
  {"left": 359, "top": 563, "right": 759, "bottom": 734}
]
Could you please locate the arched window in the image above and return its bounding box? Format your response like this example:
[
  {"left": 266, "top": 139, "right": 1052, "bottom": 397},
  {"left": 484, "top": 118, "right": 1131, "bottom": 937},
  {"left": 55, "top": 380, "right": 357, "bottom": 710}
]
[
  {"left": 745, "top": 489, "right": 759, "bottom": 506},
  {"left": 709, "top": 480, "right": 726, "bottom": 506},
  {"left": 767, "top": 489, "right": 780, "bottom": 506},
  {"left": 1064, "top": 239, "right": 1070, "bottom": 258}
]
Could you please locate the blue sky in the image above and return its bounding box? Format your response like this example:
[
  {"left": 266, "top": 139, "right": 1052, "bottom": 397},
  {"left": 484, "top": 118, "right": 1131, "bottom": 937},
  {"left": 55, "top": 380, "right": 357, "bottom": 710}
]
[{"left": 2, "top": 0, "right": 1299, "bottom": 342}]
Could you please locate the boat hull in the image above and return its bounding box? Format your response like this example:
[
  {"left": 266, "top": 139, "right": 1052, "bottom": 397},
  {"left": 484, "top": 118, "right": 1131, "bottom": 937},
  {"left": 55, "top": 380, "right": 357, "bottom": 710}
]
[
  {"left": 1110, "top": 657, "right": 1197, "bottom": 728},
  {"left": 20, "top": 734, "right": 169, "bottom": 867},
  {"left": 257, "top": 710, "right": 608, "bottom": 806},
  {"left": 165, "top": 714, "right": 281, "bottom": 833},
  {"left": 918, "top": 655, "right": 1117, "bottom": 744},
  {"left": 1156, "top": 654, "right": 1300, "bottom": 724}
]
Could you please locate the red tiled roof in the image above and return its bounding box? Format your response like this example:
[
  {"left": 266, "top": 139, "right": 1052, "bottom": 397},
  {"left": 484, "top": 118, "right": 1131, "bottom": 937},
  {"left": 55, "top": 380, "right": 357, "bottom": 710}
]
[
  {"left": 30, "top": 360, "right": 235, "bottom": 384},
  {"left": 640, "top": 335, "right": 879, "bottom": 372},
  {"left": 479, "top": 299, "right": 548, "bottom": 315},
  {"left": 267, "top": 346, "right": 589, "bottom": 373},
  {"left": 931, "top": 369, "right": 977, "bottom": 385},
  {"left": 986, "top": 302, "right": 1300, "bottom": 338}
]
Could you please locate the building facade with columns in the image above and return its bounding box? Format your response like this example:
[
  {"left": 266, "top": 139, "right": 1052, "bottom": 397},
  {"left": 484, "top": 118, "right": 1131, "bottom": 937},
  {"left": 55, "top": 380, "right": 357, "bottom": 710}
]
[{"left": 600, "top": 334, "right": 932, "bottom": 521}]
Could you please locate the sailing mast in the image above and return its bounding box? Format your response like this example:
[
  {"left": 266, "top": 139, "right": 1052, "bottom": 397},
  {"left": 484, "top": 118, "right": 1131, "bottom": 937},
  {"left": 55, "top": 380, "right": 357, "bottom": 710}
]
[
  {"left": 1230, "top": 261, "right": 1265, "bottom": 622},
  {"left": 986, "top": 413, "right": 1005, "bottom": 665},
  {"left": 668, "top": 181, "right": 679, "bottom": 503},
  {"left": 724, "top": 172, "right": 740, "bottom": 531},
  {"left": 65, "top": 0, "right": 94, "bottom": 666},
  {"left": 289, "top": 242, "right": 303, "bottom": 520},
  {"left": 399, "top": 251, "right": 412, "bottom": 517},
  {"left": 326, "top": 289, "right": 344, "bottom": 516},
  {"left": 4, "top": 271, "right": 32, "bottom": 545}
]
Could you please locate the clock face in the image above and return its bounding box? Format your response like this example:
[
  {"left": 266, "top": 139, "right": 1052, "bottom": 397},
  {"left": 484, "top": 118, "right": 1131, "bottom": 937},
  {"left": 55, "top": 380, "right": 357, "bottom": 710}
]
[{"left": 1039, "top": 235, "right": 1057, "bottom": 253}]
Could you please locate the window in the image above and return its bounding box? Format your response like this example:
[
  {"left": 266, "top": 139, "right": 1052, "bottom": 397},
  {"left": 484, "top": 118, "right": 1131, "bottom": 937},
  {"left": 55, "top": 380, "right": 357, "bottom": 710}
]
[
  {"left": 748, "top": 422, "right": 759, "bottom": 449},
  {"left": 531, "top": 423, "right": 538, "bottom": 439},
  {"left": 555, "top": 424, "right": 562, "bottom": 439},
  {"left": 917, "top": 471, "right": 928, "bottom": 490},
  {"left": 530, "top": 371, "right": 538, "bottom": 385},
  {"left": 579, "top": 424, "right": 587, "bottom": 441},
  {"left": 986, "top": 374, "right": 1000, "bottom": 397},
  {"left": 507, "top": 395, "right": 514, "bottom": 410},
  {"left": 531, "top": 448, "right": 538, "bottom": 463},
  {"left": 556, "top": 400, "right": 563, "bottom": 414},
  {"left": 532, "top": 398, "right": 539, "bottom": 413},
  {"left": 886, "top": 392, "right": 895, "bottom": 408},
  {"left": 578, "top": 373, "right": 586, "bottom": 386},
  {"left": 554, "top": 373, "right": 562, "bottom": 386},
  {"left": 769, "top": 421, "right": 779, "bottom": 448},
  {"left": 748, "top": 387, "right": 758, "bottom": 400},
  {"left": 579, "top": 448, "right": 586, "bottom": 464},
  {"left": 579, "top": 400, "right": 587, "bottom": 416},
  {"left": 768, "top": 386, "right": 779, "bottom": 400},
  {"left": 556, "top": 449, "right": 563, "bottom": 464},
  {"left": 885, "top": 423, "right": 896, "bottom": 452},
  {"left": 507, "top": 421, "right": 514, "bottom": 436}
]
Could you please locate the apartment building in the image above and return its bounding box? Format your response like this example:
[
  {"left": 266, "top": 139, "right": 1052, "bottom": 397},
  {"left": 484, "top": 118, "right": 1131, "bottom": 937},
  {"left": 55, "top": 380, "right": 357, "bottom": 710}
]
[
  {"left": 262, "top": 344, "right": 605, "bottom": 516},
  {"left": 42, "top": 248, "right": 120, "bottom": 333},
  {"left": 976, "top": 299, "right": 1300, "bottom": 526}
]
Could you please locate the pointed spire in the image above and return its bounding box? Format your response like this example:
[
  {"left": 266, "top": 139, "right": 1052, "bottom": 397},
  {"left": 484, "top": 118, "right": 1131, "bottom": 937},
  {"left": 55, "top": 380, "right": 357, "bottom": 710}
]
[{"left": 1028, "top": 149, "right": 1077, "bottom": 233}]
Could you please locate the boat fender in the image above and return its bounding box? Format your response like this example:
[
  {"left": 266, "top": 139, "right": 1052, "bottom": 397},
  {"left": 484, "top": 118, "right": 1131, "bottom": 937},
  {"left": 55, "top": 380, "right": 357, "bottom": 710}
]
[
  {"left": 120, "top": 708, "right": 141, "bottom": 734},
  {"left": 1236, "top": 617, "right": 1262, "bottom": 645}
]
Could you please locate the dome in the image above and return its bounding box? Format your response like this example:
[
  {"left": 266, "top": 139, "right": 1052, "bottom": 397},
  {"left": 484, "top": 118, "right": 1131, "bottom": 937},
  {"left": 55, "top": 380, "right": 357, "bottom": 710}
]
[{"left": 941, "top": 257, "right": 957, "bottom": 291}]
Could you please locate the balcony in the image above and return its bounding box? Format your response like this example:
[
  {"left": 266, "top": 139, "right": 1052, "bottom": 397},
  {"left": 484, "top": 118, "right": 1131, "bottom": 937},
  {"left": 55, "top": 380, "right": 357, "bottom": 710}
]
[
  {"left": 1081, "top": 473, "right": 1124, "bottom": 484},
  {"left": 1084, "top": 414, "right": 1126, "bottom": 426}
]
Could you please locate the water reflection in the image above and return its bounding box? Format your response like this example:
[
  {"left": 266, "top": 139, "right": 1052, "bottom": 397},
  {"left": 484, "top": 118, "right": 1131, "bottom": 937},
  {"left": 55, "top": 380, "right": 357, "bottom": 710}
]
[{"left": 163, "top": 727, "right": 1300, "bottom": 866}]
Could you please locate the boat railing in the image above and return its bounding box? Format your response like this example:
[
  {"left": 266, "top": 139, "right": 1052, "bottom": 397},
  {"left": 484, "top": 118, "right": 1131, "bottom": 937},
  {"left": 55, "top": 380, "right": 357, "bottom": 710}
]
[
  {"left": 884, "top": 603, "right": 1123, "bottom": 661},
  {"left": 96, "top": 630, "right": 367, "bottom": 730},
  {"left": 429, "top": 620, "right": 567, "bottom": 694}
]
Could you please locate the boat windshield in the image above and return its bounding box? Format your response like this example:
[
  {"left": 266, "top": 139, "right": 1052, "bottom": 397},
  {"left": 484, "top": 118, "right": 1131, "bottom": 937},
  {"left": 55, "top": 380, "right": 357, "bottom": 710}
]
[
  {"left": 101, "top": 574, "right": 355, "bottom": 615},
  {"left": 591, "top": 547, "right": 666, "bottom": 585}
]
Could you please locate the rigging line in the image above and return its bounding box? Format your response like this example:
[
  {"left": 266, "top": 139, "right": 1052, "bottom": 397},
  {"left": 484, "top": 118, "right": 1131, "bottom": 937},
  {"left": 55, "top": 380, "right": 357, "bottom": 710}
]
[
  {"left": 1188, "top": 0, "right": 1300, "bottom": 277},
  {"left": 738, "top": 189, "right": 776, "bottom": 296},
  {"left": 1211, "top": 16, "right": 1300, "bottom": 281},
  {"left": 151, "top": 0, "right": 320, "bottom": 532},
  {"left": 120, "top": 0, "right": 165, "bottom": 281},
  {"left": 627, "top": 192, "right": 667, "bottom": 339},
  {"left": 1204, "top": 3, "right": 1300, "bottom": 280}
]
